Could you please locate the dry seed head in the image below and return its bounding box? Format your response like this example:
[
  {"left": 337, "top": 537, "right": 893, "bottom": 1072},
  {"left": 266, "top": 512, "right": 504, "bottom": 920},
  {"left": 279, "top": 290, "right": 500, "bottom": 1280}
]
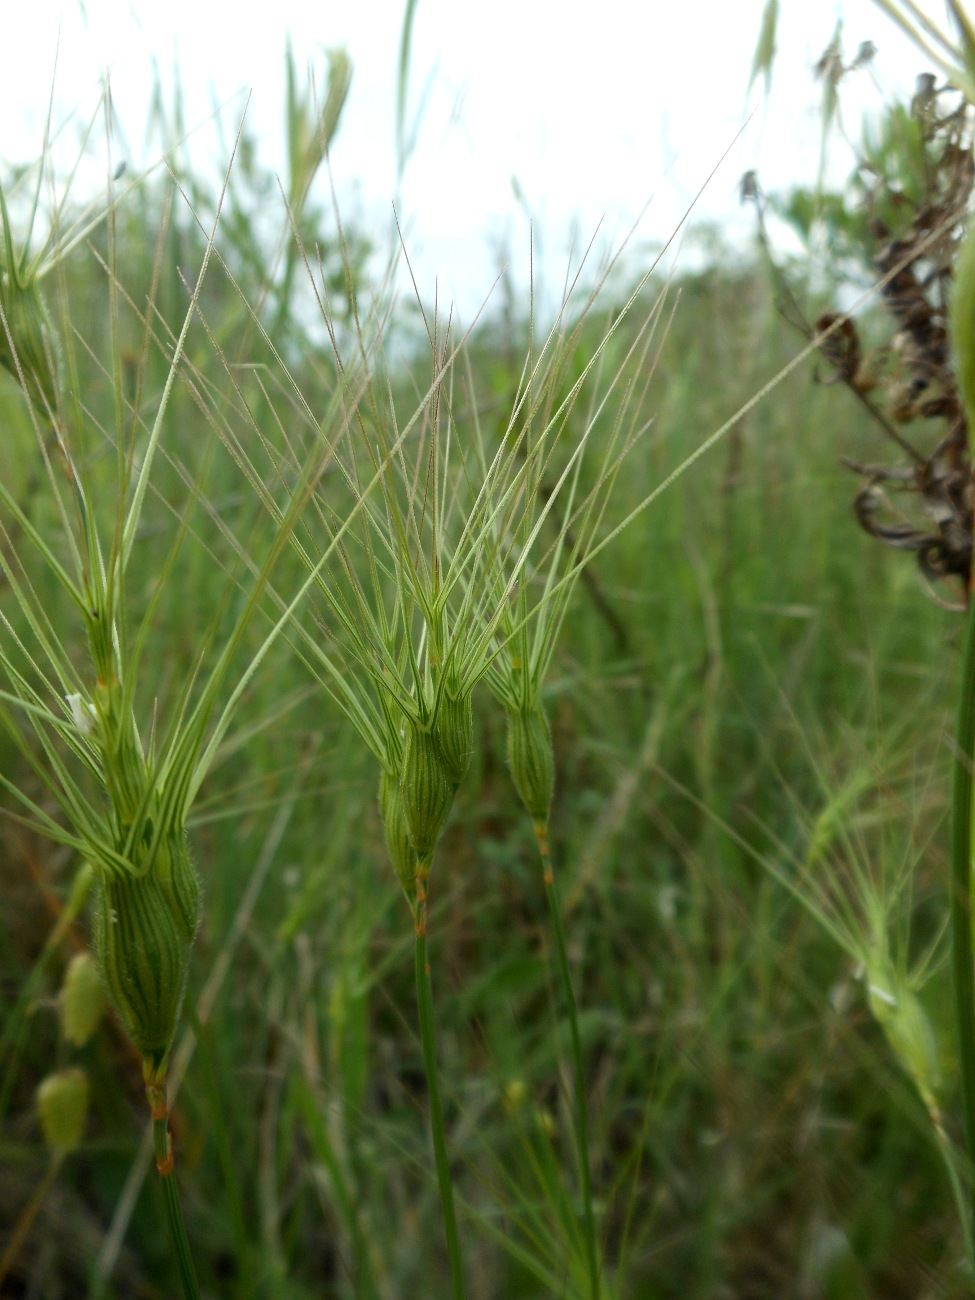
[
  {"left": 37, "top": 1067, "right": 89, "bottom": 1154},
  {"left": 400, "top": 716, "right": 454, "bottom": 859},
  {"left": 379, "top": 764, "right": 419, "bottom": 900},
  {"left": 506, "top": 703, "right": 555, "bottom": 823},
  {"left": 95, "top": 831, "right": 200, "bottom": 1075},
  {"left": 60, "top": 951, "right": 106, "bottom": 1047}
]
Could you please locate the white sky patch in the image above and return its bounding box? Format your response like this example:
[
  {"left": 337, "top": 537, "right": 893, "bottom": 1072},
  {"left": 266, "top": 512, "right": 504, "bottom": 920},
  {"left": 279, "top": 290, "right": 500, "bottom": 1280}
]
[{"left": 1, "top": 0, "right": 940, "bottom": 318}]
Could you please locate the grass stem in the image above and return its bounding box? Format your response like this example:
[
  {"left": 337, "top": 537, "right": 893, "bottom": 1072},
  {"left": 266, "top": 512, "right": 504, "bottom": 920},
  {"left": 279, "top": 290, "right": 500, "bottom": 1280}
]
[
  {"left": 414, "top": 886, "right": 466, "bottom": 1299},
  {"left": 951, "top": 590, "right": 975, "bottom": 1268},
  {"left": 147, "top": 1079, "right": 202, "bottom": 1300},
  {"left": 534, "top": 819, "right": 601, "bottom": 1300}
]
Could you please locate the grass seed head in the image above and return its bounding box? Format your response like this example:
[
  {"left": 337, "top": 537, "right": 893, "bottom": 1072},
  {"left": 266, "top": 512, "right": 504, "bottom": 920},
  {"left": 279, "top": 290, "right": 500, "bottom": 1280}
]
[
  {"left": 865, "top": 960, "right": 941, "bottom": 1113},
  {"left": 60, "top": 952, "right": 107, "bottom": 1048},
  {"left": 434, "top": 678, "right": 474, "bottom": 790},
  {"left": 506, "top": 702, "right": 555, "bottom": 823},
  {"left": 379, "top": 763, "right": 420, "bottom": 900},
  {"left": 94, "top": 832, "right": 200, "bottom": 1077},
  {"left": 37, "top": 1067, "right": 89, "bottom": 1155},
  {"left": 502, "top": 1078, "right": 528, "bottom": 1115},
  {"left": 0, "top": 185, "right": 59, "bottom": 413},
  {"left": 400, "top": 715, "right": 454, "bottom": 859},
  {"left": 0, "top": 266, "right": 59, "bottom": 413}
]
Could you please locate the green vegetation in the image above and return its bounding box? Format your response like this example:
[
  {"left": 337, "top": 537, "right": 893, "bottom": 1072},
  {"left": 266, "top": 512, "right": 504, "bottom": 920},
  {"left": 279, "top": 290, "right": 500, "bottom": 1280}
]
[{"left": 2, "top": 27, "right": 975, "bottom": 1300}]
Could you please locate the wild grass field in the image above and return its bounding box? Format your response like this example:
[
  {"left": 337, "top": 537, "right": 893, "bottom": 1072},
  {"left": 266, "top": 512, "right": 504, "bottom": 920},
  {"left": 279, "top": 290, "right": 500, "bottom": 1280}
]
[{"left": 2, "top": 11, "right": 975, "bottom": 1299}]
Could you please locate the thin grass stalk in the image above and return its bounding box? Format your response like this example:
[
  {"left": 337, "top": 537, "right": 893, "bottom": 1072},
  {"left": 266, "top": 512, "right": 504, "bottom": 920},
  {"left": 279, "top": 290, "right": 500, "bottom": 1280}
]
[
  {"left": 951, "top": 590, "right": 975, "bottom": 1262},
  {"left": 0, "top": 1156, "right": 62, "bottom": 1289},
  {"left": 534, "top": 819, "right": 600, "bottom": 1299},
  {"left": 188, "top": 1005, "right": 252, "bottom": 1296},
  {"left": 292, "top": 1076, "right": 382, "bottom": 1300},
  {"left": 413, "top": 884, "right": 465, "bottom": 1299},
  {"left": 146, "top": 1075, "right": 201, "bottom": 1300},
  {"left": 934, "top": 1116, "right": 974, "bottom": 1277}
]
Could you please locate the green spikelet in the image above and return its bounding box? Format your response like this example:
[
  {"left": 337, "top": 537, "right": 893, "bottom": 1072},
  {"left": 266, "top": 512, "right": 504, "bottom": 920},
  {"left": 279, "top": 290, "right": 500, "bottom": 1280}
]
[
  {"left": 506, "top": 703, "right": 555, "bottom": 822},
  {"left": 37, "top": 1067, "right": 89, "bottom": 1155},
  {"left": 434, "top": 680, "right": 474, "bottom": 789},
  {"left": 0, "top": 270, "right": 59, "bottom": 412},
  {"left": 400, "top": 716, "right": 454, "bottom": 858},
  {"left": 379, "top": 763, "right": 419, "bottom": 899},
  {"left": 0, "top": 191, "right": 59, "bottom": 412},
  {"left": 866, "top": 964, "right": 941, "bottom": 1115},
  {"left": 60, "top": 952, "right": 106, "bottom": 1047},
  {"left": 95, "top": 831, "right": 200, "bottom": 1076}
]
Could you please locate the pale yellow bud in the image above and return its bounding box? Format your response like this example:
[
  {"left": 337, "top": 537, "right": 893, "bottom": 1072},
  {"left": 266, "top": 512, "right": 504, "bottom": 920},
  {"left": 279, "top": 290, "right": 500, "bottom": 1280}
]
[
  {"left": 37, "top": 1067, "right": 89, "bottom": 1154},
  {"left": 60, "top": 952, "right": 106, "bottom": 1047}
]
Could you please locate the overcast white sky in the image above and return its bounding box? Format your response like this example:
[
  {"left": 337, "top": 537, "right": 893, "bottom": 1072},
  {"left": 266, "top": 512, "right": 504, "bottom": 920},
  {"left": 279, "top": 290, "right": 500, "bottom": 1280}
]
[{"left": 0, "top": 0, "right": 945, "bottom": 317}]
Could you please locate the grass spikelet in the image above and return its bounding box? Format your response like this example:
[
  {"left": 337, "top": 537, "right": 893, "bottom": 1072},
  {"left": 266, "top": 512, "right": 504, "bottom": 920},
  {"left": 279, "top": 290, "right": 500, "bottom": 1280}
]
[
  {"left": 94, "top": 833, "right": 200, "bottom": 1074},
  {"left": 434, "top": 670, "right": 474, "bottom": 790},
  {"left": 60, "top": 951, "right": 106, "bottom": 1047},
  {"left": 0, "top": 182, "right": 60, "bottom": 414},
  {"left": 505, "top": 699, "right": 555, "bottom": 824},
  {"left": 36, "top": 1066, "right": 89, "bottom": 1155},
  {"left": 379, "top": 760, "right": 420, "bottom": 900},
  {"left": 401, "top": 714, "right": 455, "bottom": 860}
]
